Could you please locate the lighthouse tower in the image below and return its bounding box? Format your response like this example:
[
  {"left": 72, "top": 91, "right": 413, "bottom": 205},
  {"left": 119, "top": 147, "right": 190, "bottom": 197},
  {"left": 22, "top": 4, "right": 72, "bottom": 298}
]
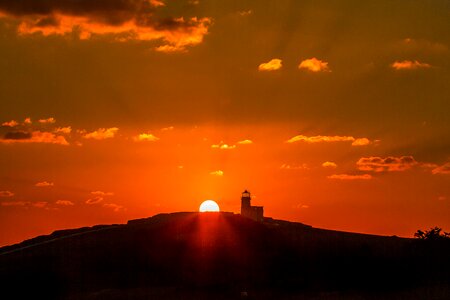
[
  {"left": 240, "top": 190, "right": 264, "bottom": 222},
  {"left": 241, "top": 190, "right": 251, "bottom": 214}
]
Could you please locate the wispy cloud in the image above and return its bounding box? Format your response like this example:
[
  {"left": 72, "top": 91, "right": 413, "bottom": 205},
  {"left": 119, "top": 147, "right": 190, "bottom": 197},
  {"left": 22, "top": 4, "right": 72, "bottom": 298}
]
[
  {"left": 322, "top": 161, "right": 337, "bottom": 168},
  {"left": 280, "top": 163, "right": 309, "bottom": 170},
  {"left": 38, "top": 117, "right": 56, "bottom": 124},
  {"left": 351, "top": 138, "right": 370, "bottom": 146},
  {"left": 210, "top": 170, "right": 224, "bottom": 176},
  {"left": 327, "top": 174, "right": 372, "bottom": 180},
  {"left": 86, "top": 191, "right": 114, "bottom": 204},
  {"left": 35, "top": 181, "right": 54, "bottom": 187},
  {"left": 391, "top": 60, "right": 431, "bottom": 70},
  {"left": 2, "top": 120, "right": 19, "bottom": 127},
  {"left": 83, "top": 127, "right": 118, "bottom": 140},
  {"left": 56, "top": 200, "right": 75, "bottom": 206},
  {"left": 211, "top": 142, "right": 236, "bottom": 150},
  {"left": 258, "top": 58, "right": 282, "bottom": 71},
  {"left": 0, "top": 0, "right": 212, "bottom": 52},
  {"left": 0, "top": 190, "right": 14, "bottom": 197},
  {"left": 1, "top": 201, "right": 28, "bottom": 207},
  {"left": 287, "top": 134, "right": 370, "bottom": 146},
  {"left": 298, "top": 58, "right": 330, "bottom": 72},
  {"left": 357, "top": 156, "right": 418, "bottom": 172},
  {"left": 103, "top": 203, "right": 125, "bottom": 212},
  {"left": 32, "top": 201, "right": 48, "bottom": 208},
  {"left": 1, "top": 131, "right": 69, "bottom": 145},
  {"left": 133, "top": 133, "right": 160, "bottom": 142},
  {"left": 91, "top": 191, "right": 114, "bottom": 196},
  {"left": 432, "top": 162, "right": 450, "bottom": 175},
  {"left": 54, "top": 126, "right": 72, "bottom": 134},
  {"left": 237, "top": 139, "right": 253, "bottom": 145}
]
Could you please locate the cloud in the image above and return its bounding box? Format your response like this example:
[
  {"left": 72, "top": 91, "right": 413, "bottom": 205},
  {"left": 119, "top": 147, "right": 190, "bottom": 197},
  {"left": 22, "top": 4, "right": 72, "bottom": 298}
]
[
  {"left": 149, "top": 0, "right": 165, "bottom": 7},
  {"left": 32, "top": 201, "right": 48, "bottom": 208},
  {"left": 0, "top": 190, "right": 14, "bottom": 197},
  {"left": 327, "top": 174, "right": 372, "bottom": 180},
  {"left": 103, "top": 203, "right": 125, "bottom": 212},
  {"left": 23, "top": 117, "right": 32, "bottom": 124},
  {"left": 280, "top": 163, "right": 309, "bottom": 170},
  {"left": 432, "top": 162, "right": 450, "bottom": 175},
  {"left": 56, "top": 200, "right": 74, "bottom": 206},
  {"left": 0, "top": 0, "right": 212, "bottom": 52},
  {"left": 211, "top": 142, "right": 236, "bottom": 149},
  {"left": 1, "top": 131, "right": 69, "bottom": 145},
  {"left": 293, "top": 203, "right": 309, "bottom": 209},
  {"left": 2, "top": 120, "right": 19, "bottom": 127},
  {"left": 35, "top": 181, "right": 54, "bottom": 187},
  {"left": 1, "top": 201, "right": 28, "bottom": 207},
  {"left": 91, "top": 191, "right": 114, "bottom": 196},
  {"left": 210, "top": 170, "right": 224, "bottom": 176},
  {"left": 86, "top": 191, "right": 113, "bottom": 204},
  {"left": 134, "top": 133, "right": 160, "bottom": 142},
  {"left": 352, "top": 138, "right": 370, "bottom": 146},
  {"left": 161, "top": 126, "right": 174, "bottom": 131},
  {"left": 238, "top": 10, "right": 252, "bottom": 17},
  {"left": 298, "top": 58, "right": 330, "bottom": 72},
  {"left": 85, "top": 197, "right": 103, "bottom": 204},
  {"left": 54, "top": 126, "right": 72, "bottom": 134},
  {"left": 83, "top": 127, "right": 118, "bottom": 140},
  {"left": 287, "top": 134, "right": 370, "bottom": 146},
  {"left": 237, "top": 139, "right": 253, "bottom": 145},
  {"left": 356, "top": 156, "right": 418, "bottom": 172},
  {"left": 391, "top": 60, "right": 431, "bottom": 70},
  {"left": 322, "top": 161, "right": 337, "bottom": 168},
  {"left": 258, "top": 58, "right": 282, "bottom": 71},
  {"left": 38, "top": 117, "right": 56, "bottom": 124},
  {"left": 401, "top": 38, "right": 448, "bottom": 53}
]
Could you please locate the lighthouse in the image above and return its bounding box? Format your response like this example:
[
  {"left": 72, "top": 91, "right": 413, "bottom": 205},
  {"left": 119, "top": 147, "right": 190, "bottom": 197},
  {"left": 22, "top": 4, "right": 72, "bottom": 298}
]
[{"left": 240, "top": 190, "right": 264, "bottom": 222}]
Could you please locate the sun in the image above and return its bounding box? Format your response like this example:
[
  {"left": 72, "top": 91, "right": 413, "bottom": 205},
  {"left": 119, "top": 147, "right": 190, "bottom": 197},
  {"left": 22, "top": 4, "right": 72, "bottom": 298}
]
[{"left": 199, "top": 200, "right": 220, "bottom": 212}]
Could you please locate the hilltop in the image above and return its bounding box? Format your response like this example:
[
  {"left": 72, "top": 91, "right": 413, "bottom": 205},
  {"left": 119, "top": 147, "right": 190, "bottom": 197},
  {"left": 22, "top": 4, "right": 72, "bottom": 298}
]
[{"left": 1, "top": 212, "right": 450, "bottom": 299}]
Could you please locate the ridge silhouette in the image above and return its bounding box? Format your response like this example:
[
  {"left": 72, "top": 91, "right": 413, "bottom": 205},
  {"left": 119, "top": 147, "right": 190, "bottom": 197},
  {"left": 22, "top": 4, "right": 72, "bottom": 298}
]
[{"left": 1, "top": 212, "right": 450, "bottom": 299}]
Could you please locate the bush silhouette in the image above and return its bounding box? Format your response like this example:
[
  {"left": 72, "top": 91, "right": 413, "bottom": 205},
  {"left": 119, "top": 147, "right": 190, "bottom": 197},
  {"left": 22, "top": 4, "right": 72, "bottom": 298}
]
[{"left": 414, "top": 226, "right": 450, "bottom": 240}]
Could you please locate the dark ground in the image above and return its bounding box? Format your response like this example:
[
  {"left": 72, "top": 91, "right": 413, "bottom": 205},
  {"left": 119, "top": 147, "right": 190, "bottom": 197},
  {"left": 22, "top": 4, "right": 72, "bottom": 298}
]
[{"left": 1, "top": 212, "right": 449, "bottom": 299}]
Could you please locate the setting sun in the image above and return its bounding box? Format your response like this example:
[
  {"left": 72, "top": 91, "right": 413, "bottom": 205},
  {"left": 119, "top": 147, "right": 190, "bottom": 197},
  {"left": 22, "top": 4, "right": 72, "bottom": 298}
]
[{"left": 199, "top": 200, "right": 220, "bottom": 212}]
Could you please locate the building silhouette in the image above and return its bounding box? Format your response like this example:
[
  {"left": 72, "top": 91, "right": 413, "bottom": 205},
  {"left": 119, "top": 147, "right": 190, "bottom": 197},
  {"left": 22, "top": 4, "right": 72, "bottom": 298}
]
[{"left": 240, "top": 190, "right": 264, "bottom": 222}]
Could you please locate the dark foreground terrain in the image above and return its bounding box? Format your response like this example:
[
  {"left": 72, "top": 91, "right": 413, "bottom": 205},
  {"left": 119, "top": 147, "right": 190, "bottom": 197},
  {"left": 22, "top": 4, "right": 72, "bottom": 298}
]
[{"left": 1, "top": 212, "right": 450, "bottom": 299}]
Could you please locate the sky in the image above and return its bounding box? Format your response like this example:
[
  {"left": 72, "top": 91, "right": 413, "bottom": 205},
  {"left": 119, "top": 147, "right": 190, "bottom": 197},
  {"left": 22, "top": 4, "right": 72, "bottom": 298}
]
[{"left": 0, "top": 0, "right": 449, "bottom": 246}]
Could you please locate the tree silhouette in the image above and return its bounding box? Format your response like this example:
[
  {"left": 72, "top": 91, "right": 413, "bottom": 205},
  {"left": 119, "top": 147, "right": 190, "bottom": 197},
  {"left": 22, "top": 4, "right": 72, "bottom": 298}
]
[{"left": 414, "top": 227, "right": 450, "bottom": 240}]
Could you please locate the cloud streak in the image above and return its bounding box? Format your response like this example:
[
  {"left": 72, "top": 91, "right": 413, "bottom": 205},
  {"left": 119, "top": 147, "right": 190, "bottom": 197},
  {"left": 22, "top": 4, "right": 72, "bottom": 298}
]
[
  {"left": 391, "top": 60, "right": 431, "bottom": 70},
  {"left": 35, "top": 181, "right": 54, "bottom": 187},
  {"left": 0, "top": 190, "right": 14, "bottom": 197},
  {"left": 357, "top": 156, "right": 418, "bottom": 172},
  {"left": 83, "top": 127, "right": 118, "bottom": 140},
  {"left": 327, "top": 174, "right": 372, "bottom": 180},
  {"left": 134, "top": 133, "right": 160, "bottom": 142},
  {"left": 287, "top": 134, "right": 370, "bottom": 146},
  {"left": 0, "top": 0, "right": 212, "bottom": 52},
  {"left": 1, "top": 130, "right": 69, "bottom": 145},
  {"left": 432, "top": 162, "right": 450, "bottom": 175}
]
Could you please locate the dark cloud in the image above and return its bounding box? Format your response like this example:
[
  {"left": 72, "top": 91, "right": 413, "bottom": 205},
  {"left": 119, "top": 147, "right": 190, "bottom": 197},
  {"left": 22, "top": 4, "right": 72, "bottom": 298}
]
[
  {"left": 4, "top": 131, "right": 31, "bottom": 140},
  {"left": 357, "top": 156, "right": 418, "bottom": 172},
  {"left": 0, "top": 0, "right": 211, "bottom": 51},
  {"left": 0, "top": 0, "right": 152, "bottom": 25}
]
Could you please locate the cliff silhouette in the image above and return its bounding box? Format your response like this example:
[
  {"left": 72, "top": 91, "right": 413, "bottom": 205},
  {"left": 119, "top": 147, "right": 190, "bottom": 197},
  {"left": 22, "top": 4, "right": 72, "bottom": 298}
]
[{"left": 1, "top": 212, "right": 450, "bottom": 299}]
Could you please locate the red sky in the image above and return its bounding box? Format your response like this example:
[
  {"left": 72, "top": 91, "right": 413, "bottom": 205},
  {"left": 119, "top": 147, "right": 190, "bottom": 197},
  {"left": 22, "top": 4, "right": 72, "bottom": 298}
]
[{"left": 0, "top": 0, "right": 449, "bottom": 246}]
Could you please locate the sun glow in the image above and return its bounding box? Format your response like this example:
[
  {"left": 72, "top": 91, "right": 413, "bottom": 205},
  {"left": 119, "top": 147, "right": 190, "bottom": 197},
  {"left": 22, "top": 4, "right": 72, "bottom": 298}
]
[{"left": 199, "top": 200, "right": 220, "bottom": 212}]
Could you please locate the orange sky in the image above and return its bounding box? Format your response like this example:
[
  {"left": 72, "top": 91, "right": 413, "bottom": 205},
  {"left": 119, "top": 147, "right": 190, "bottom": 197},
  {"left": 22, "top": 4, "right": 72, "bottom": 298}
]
[{"left": 0, "top": 0, "right": 450, "bottom": 246}]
